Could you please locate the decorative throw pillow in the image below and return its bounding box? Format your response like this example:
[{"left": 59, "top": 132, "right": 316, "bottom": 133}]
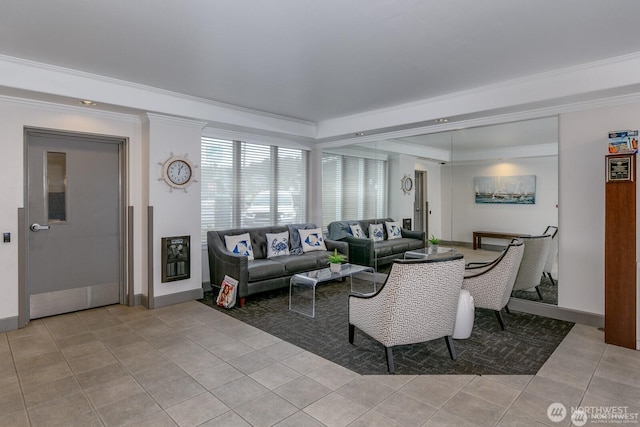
[
  {"left": 224, "top": 233, "right": 254, "bottom": 260},
  {"left": 298, "top": 228, "right": 327, "bottom": 252},
  {"left": 369, "top": 223, "right": 384, "bottom": 242},
  {"left": 266, "top": 231, "right": 290, "bottom": 258},
  {"left": 350, "top": 223, "right": 366, "bottom": 238},
  {"left": 386, "top": 221, "right": 402, "bottom": 240}
]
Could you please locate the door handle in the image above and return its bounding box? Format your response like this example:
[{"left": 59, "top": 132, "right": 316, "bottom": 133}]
[{"left": 30, "top": 223, "right": 50, "bottom": 232}]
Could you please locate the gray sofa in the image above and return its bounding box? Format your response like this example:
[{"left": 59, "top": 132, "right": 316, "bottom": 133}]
[
  {"left": 207, "top": 223, "right": 348, "bottom": 307},
  {"left": 327, "top": 218, "right": 425, "bottom": 270}
]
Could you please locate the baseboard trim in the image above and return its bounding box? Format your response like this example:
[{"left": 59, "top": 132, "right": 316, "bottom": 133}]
[
  {"left": 0, "top": 316, "right": 19, "bottom": 333},
  {"left": 153, "top": 288, "right": 204, "bottom": 309},
  {"left": 508, "top": 298, "right": 604, "bottom": 328}
]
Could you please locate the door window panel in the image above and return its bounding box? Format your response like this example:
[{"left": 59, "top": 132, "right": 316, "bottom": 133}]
[{"left": 47, "top": 151, "right": 66, "bottom": 222}]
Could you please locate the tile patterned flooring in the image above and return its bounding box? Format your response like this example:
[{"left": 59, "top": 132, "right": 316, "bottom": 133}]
[{"left": 1, "top": 300, "right": 639, "bottom": 426}]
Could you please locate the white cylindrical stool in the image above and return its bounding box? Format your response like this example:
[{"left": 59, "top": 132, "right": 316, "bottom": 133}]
[{"left": 452, "top": 289, "right": 474, "bottom": 339}]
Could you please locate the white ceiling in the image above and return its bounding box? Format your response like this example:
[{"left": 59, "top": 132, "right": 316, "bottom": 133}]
[{"left": 1, "top": 0, "right": 640, "bottom": 126}]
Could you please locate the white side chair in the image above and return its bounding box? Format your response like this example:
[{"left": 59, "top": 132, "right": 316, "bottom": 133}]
[
  {"left": 348, "top": 255, "right": 465, "bottom": 374},
  {"left": 463, "top": 239, "right": 525, "bottom": 329},
  {"left": 512, "top": 235, "right": 552, "bottom": 301},
  {"left": 542, "top": 226, "right": 559, "bottom": 286}
]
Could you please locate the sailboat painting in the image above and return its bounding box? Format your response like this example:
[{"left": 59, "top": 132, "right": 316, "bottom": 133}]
[{"left": 474, "top": 175, "right": 536, "bottom": 204}]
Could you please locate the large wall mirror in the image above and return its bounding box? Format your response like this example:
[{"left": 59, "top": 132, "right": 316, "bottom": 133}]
[{"left": 337, "top": 116, "right": 559, "bottom": 305}]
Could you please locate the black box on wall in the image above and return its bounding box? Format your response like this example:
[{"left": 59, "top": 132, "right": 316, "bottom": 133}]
[{"left": 161, "top": 235, "right": 190, "bottom": 282}]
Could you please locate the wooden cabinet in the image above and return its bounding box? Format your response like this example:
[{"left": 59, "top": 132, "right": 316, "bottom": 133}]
[{"left": 604, "top": 154, "right": 637, "bottom": 349}]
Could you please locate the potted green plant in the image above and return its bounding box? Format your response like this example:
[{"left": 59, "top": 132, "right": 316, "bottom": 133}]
[
  {"left": 327, "top": 249, "right": 347, "bottom": 273},
  {"left": 428, "top": 235, "right": 440, "bottom": 253}
]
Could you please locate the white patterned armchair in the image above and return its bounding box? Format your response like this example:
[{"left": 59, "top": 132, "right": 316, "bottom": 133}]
[
  {"left": 463, "top": 240, "right": 524, "bottom": 329},
  {"left": 542, "top": 226, "right": 559, "bottom": 286},
  {"left": 512, "top": 235, "right": 552, "bottom": 300},
  {"left": 348, "top": 255, "right": 465, "bottom": 374}
]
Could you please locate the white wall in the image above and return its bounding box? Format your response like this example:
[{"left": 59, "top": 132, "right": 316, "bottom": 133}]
[
  {"left": 145, "top": 114, "right": 205, "bottom": 300},
  {"left": 559, "top": 102, "right": 640, "bottom": 321},
  {"left": 441, "top": 157, "right": 559, "bottom": 244}
]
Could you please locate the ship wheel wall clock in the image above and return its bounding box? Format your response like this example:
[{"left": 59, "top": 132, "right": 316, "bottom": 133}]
[{"left": 159, "top": 153, "right": 198, "bottom": 192}]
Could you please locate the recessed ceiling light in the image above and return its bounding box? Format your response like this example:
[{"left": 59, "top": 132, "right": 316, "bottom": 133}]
[
  {"left": 435, "top": 118, "right": 449, "bottom": 123},
  {"left": 79, "top": 100, "right": 97, "bottom": 106},
  {"left": 354, "top": 132, "right": 365, "bottom": 136}
]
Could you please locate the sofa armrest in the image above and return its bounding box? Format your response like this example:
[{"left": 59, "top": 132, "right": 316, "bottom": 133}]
[
  {"left": 325, "top": 239, "right": 349, "bottom": 261},
  {"left": 207, "top": 231, "right": 250, "bottom": 300},
  {"left": 401, "top": 228, "right": 425, "bottom": 243},
  {"left": 341, "top": 236, "right": 375, "bottom": 268}
]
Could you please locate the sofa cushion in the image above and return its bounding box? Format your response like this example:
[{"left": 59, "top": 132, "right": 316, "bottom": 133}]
[
  {"left": 224, "top": 233, "right": 255, "bottom": 260},
  {"left": 386, "top": 221, "right": 402, "bottom": 240},
  {"left": 350, "top": 223, "right": 366, "bottom": 238},
  {"left": 247, "top": 259, "right": 286, "bottom": 281},
  {"left": 287, "top": 223, "right": 317, "bottom": 255},
  {"left": 374, "top": 239, "right": 396, "bottom": 257},
  {"left": 299, "top": 228, "right": 327, "bottom": 252},
  {"left": 275, "top": 253, "right": 323, "bottom": 274},
  {"left": 266, "top": 231, "right": 290, "bottom": 258},
  {"left": 369, "top": 224, "right": 384, "bottom": 242}
]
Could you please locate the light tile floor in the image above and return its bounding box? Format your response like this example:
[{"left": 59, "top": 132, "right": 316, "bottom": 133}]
[{"left": 2, "top": 300, "right": 639, "bottom": 427}]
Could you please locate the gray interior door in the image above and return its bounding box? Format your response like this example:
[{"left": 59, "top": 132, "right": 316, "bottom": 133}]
[
  {"left": 26, "top": 130, "right": 123, "bottom": 319},
  {"left": 414, "top": 171, "right": 426, "bottom": 233}
]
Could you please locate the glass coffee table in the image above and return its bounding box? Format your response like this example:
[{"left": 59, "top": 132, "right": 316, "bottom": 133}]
[
  {"left": 404, "top": 246, "right": 457, "bottom": 260},
  {"left": 289, "top": 263, "right": 376, "bottom": 318}
]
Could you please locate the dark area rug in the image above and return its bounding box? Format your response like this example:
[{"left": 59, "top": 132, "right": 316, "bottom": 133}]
[{"left": 199, "top": 278, "right": 574, "bottom": 375}]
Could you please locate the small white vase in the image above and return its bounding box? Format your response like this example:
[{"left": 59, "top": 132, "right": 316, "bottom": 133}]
[
  {"left": 430, "top": 244, "right": 439, "bottom": 254},
  {"left": 330, "top": 263, "right": 342, "bottom": 273}
]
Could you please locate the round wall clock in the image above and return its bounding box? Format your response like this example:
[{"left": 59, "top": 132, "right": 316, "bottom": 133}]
[
  {"left": 401, "top": 174, "right": 413, "bottom": 194},
  {"left": 159, "top": 153, "right": 197, "bottom": 192}
]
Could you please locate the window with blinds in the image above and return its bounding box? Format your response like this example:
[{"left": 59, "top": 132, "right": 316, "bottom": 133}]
[
  {"left": 201, "top": 138, "right": 308, "bottom": 243},
  {"left": 322, "top": 153, "right": 387, "bottom": 228}
]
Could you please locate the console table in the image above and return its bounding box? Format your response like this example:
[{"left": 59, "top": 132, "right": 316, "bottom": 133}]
[{"left": 473, "top": 231, "right": 528, "bottom": 250}]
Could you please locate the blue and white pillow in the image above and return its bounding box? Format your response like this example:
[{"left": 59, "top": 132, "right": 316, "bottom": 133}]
[
  {"left": 369, "top": 224, "right": 384, "bottom": 242},
  {"left": 298, "top": 228, "right": 327, "bottom": 252},
  {"left": 385, "top": 221, "right": 402, "bottom": 240},
  {"left": 224, "top": 233, "right": 254, "bottom": 260},
  {"left": 266, "top": 231, "right": 290, "bottom": 258},
  {"left": 350, "top": 223, "right": 366, "bottom": 238}
]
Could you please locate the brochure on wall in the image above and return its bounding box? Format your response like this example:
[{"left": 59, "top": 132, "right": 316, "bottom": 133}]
[{"left": 608, "top": 130, "right": 638, "bottom": 154}]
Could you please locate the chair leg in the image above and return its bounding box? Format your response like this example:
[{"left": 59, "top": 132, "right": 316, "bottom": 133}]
[
  {"left": 495, "top": 310, "right": 505, "bottom": 330},
  {"left": 547, "top": 272, "right": 556, "bottom": 286},
  {"left": 504, "top": 305, "right": 511, "bottom": 315},
  {"left": 348, "top": 324, "right": 355, "bottom": 344},
  {"left": 445, "top": 336, "right": 457, "bottom": 360},
  {"left": 535, "top": 285, "right": 543, "bottom": 300},
  {"left": 385, "top": 347, "right": 395, "bottom": 374}
]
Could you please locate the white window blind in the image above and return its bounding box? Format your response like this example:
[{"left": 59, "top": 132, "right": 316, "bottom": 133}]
[
  {"left": 322, "top": 153, "right": 387, "bottom": 228},
  {"left": 201, "top": 138, "right": 308, "bottom": 243}
]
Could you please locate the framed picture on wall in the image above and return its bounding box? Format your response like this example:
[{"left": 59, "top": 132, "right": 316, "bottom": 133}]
[
  {"left": 606, "top": 155, "right": 634, "bottom": 182},
  {"left": 161, "top": 235, "right": 190, "bottom": 282}
]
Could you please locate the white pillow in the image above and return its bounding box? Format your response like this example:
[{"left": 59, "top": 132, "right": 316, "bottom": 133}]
[
  {"left": 298, "top": 228, "right": 327, "bottom": 252},
  {"left": 350, "top": 223, "right": 366, "bottom": 238},
  {"left": 369, "top": 223, "right": 384, "bottom": 242},
  {"left": 386, "top": 221, "right": 402, "bottom": 240},
  {"left": 266, "top": 231, "right": 290, "bottom": 258},
  {"left": 224, "top": 233, "right": 254, "bottom": 260}
]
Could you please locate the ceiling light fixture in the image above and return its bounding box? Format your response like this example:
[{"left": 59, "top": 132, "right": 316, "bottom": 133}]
[
  {"left": 354, "top": 132, "right": 365, "bottom": 136},
  {"left": 435, "top": 118, "right": 449, "bottom": 123},
  {"left": 79, "top": 100, "right": 97, "bottom": 106}
]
